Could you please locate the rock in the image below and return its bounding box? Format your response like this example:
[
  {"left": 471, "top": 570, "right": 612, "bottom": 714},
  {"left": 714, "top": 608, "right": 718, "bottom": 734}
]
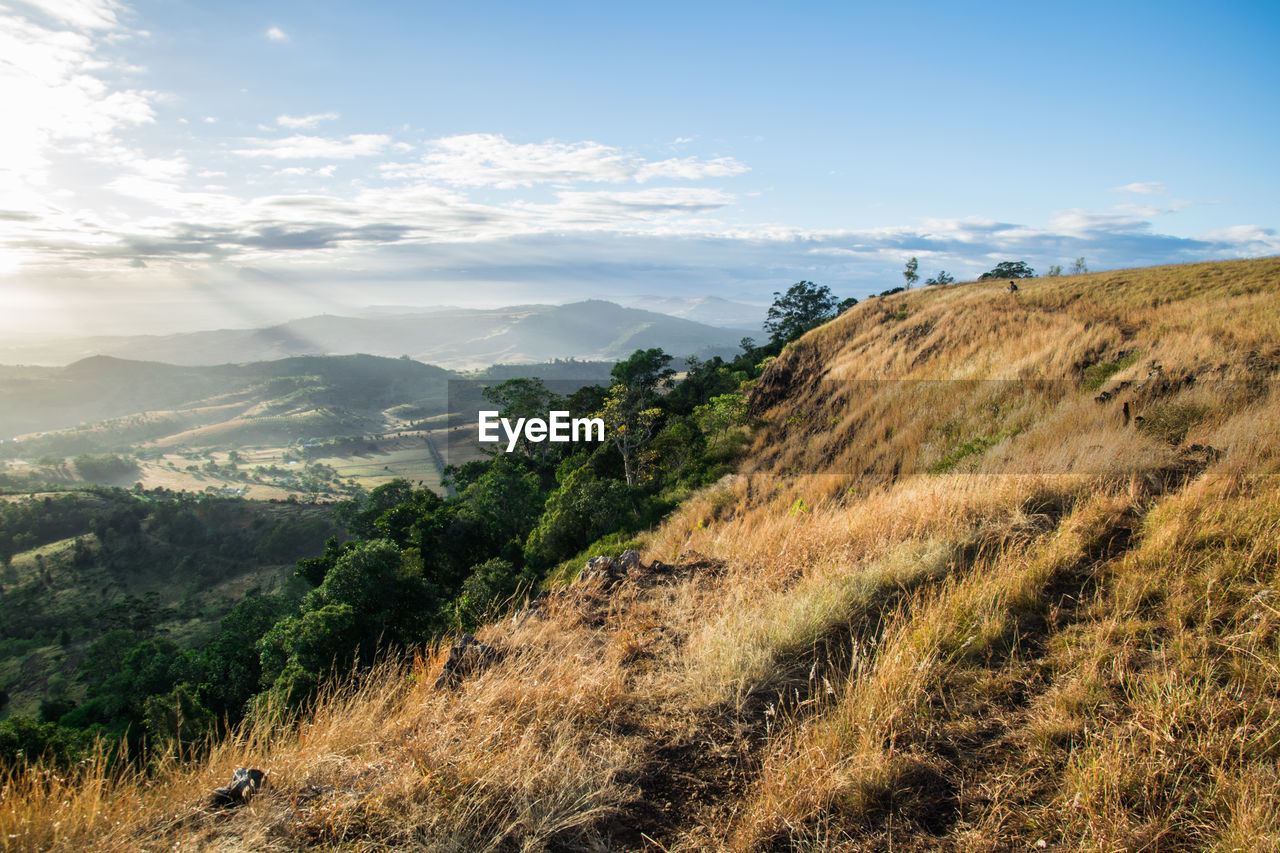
[
  {"left": 1182, "top": 443, "right": 1224, "bottom": 463},
  {"left": 616, "top": 549, "right": 644, "bottom": 571},
  {"left": 578, "top": 555, "right": 620, "bottom": 585},
  {"left": 434, "top": 633, "right": 498, "bottom": 689},
  {"left": 578, "top": 551, "right": 648, "bottom": 587},
  {"left": 511, "top": 590, "right": 551, "bottom": 625},
  {"left": 209, "top": 767, "right": 265, "bottom": 808},
  {"left": 577, "top": 550, "right": 659, "bottom": 588}
]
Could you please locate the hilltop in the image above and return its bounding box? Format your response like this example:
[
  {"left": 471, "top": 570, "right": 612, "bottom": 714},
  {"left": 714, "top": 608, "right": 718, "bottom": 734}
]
[{"left": 3, "top": 257, "right": 1279, "bottom": 851}]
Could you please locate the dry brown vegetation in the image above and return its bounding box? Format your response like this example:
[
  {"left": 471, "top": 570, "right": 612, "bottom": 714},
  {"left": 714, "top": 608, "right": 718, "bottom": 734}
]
[{"left": 4, "top": 257, "right": 1280, "bottom": 851}]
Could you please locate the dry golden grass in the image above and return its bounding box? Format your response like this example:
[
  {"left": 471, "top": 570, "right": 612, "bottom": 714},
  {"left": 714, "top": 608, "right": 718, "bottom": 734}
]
[{"left": 4, "top": 257, "right": 1280, "bottom": 851}]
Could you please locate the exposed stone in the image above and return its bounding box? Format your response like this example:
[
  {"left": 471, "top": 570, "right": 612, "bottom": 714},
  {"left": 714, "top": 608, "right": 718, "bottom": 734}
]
[
  {"left": 1182, "top": 443, "right": 1225, "bottom": 463},
  {"left": 434, "top": 633, "right": 498, "bottom": 689},
  {"left": 511, "top": 590, "right": 552, "bottom": 625},
  {"left": 616, "top": 549, "right": 644, "bottom": 571},
  {"left": 578, "top": 555, "right": 620, "bottom": 585},
  {"left": 209, "top": 767, "right": 265, "bottom": 808},
  {"left": 577, "top": 550, "right": 651, "bottom": 588}
]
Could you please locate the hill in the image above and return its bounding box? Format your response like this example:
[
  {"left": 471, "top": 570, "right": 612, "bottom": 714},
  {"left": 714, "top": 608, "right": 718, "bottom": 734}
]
[
  {"left": 0, "top": 301, "right": 757, "bottom": 369},
  {"left": 0, "top": 354, "right": 633, "bottom": 502},
  {"left": 0, "top": 354, "right": 454, "bottom": 440},
  {"left": 4, "top": 257, "right": 1279, "bottom": 851},
  {"left": 619, "top": 295, "right": 767, "bottom": 328}
]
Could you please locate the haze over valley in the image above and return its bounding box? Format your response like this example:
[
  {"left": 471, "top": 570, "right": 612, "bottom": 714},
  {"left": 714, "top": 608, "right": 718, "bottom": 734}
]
[{"left": 0, "top": 299, "right": 759, "bottom": 368}]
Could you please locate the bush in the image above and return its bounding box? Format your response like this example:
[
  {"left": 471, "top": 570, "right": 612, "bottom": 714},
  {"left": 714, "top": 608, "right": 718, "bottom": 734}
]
[
  {"left": 1082, "top": 352, "right": 1139, "bottom": 390},
  {"left": 523, "top": 465, "right": 639, "bottom": 569},
  {"left": 1137, "top": 401, "right": 1208, "bottom": 445}
]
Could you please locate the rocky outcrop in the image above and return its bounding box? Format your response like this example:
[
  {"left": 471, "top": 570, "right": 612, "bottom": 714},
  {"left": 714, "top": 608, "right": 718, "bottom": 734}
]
[
  {"left": 577, "top": 549, "right": 647, "bottom": 587},
  {"left": 209, "top": 768, "right": 265, "bottom": 808},
  {"left": 434, "top": 633, "right": 499, "bottom": 689}
]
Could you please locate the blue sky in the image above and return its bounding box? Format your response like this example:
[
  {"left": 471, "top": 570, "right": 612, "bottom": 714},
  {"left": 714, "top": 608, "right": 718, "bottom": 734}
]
[{"left": 1, "top": 0, "right": 1277, "bottom": 336}]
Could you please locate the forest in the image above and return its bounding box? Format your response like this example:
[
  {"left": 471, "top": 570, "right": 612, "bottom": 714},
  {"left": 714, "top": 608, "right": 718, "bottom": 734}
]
[{"left": 0, "top": 334, "right": 784, "bottom": 768}]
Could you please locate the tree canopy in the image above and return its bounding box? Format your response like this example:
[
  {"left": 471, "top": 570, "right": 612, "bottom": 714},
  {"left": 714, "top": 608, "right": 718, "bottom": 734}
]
[
  {"left": 903, "top": 257, "right": 919, "bottom": 288},
  {"left": 978, "top": 261, "right": 1035, "bottom": 280},
  {"left": 763, "top": 281, "right": 839, "bottom": 345}
]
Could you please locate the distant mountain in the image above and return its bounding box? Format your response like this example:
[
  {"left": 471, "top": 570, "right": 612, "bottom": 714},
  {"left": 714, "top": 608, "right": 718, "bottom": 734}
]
[
  {"left": 0, "top": 300, "right": 757, "bottom": 368},
  {"left": 0, "top": 354, "right": 453, "bottom": 440},
  {"left": 618, "top": 295, "right": 767, "bottom": 329}
]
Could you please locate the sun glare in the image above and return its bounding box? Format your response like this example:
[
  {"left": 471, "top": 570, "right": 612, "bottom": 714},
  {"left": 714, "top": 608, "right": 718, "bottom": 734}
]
[{"left": 0, "top": 248, "right": 23, "bottom": 276}]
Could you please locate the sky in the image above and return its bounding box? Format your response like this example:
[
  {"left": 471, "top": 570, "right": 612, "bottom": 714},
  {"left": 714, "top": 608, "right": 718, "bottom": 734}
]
[{"left": 1, "top": 0, "right": 1278, "bottom": 338}]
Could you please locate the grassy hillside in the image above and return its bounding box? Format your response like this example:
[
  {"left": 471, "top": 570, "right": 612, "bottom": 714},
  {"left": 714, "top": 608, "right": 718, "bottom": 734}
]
[{"left": 4, "top": 257, "right": 1279, "bottom": 851}]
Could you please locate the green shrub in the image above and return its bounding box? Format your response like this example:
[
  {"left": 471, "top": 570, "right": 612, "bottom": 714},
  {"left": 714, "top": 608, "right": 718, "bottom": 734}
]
[
  {"left": 542, "top": 532, "right": 647, "bottom": 589},
  {"left": 1137, "top": 401, "right": 1208, "bottom": 445},
  {"left": 1082, "top": 352, "right": 1139, "bottom": 390}
]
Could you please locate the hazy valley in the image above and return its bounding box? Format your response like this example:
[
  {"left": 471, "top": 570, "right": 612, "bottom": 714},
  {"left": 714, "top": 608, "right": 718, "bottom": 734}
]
[{"left": 0, "top": 300, "right": 757, "bottom": 370}]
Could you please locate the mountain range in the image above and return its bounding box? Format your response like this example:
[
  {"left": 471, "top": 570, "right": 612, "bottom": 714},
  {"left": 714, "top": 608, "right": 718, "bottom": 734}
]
[{"left": 0, "top": 300, "right": 760, "bottom": 369}]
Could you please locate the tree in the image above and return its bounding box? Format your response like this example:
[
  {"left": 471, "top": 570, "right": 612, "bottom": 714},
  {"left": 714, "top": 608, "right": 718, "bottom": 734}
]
[
  {"left": 903, "top": 257, "right": 919, "bottom": 288},
  {"left": 763, "top": 281, "right": 838, "bottom": 345},
  {"left": 523, "top": 464, "right": 636, "bottom": 568},
  {"left": 837, "top": 297, "right": 859, "bottom": 314},
  {"left": 925, "top": 271, "right": 955, "bottom": 286},
  {"left": 1072, "top": 256, "right": 1088, "bottom": 275},
  {"left": 610, "top": 348, "right": 675, "bottom": 407},
  {"left": 457, "top": 558, "right": 533, "bottom": 626},
  {"left": 481, "top": 377, "right": 564, "bottom": 457},
  {"left": 458, "top": 456, "right": 546, "bottom": 553},
  {"left": 1046, "top": 264, "right": 1063, "bottom": 277},
  {"left": 260, "top": 539, "right": 434, "bottom": 705},
  {"left": 694, "top": 393, "right": 748, "bottom": 446},
  {"left": 598, "top": 383, "right": 663, "bottom": 487},
  {"left": 978, "top": 261, "right": 1035, "bottom": 280}
]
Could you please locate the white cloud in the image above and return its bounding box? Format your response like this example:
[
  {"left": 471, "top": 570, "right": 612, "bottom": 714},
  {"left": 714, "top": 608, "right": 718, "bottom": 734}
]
[
  {"left": 277, "top": 111, "right": 339, "bottom": 129},
  {"left": 202, "top": 115, "right": 216, "bottom": 124},
  {"left": 16, "top": 0, "right": 122, "bottom": 30},
  {"left": 636, "top": 156, "right": 748, "bottom": 181},
  {"left": 0, "top": 0, "right": 156, "bottom": 263},
  {"left": 1198, "top": 225, "right": 1280, "bottom": 255},
  {"left": 233, "top": 133, "right": 391, "bottom": 159},
  {"left": 1048, "top": 209, "right": 1150, "bottom": 233},
  {"left": 535, "top": 188, "right": 736, "bottom": 223},
  {"left": 1112, "top": 181, "right": 1167, "bottom": 195},
  {"left": 381, "top": 133, "right": 748, "bottom": 188},
  {"left": 266, "top": 25, "right": 288, "bottom": 41},
  {"left": 275, "top": 165, "right": 337, "bottom": 177}
]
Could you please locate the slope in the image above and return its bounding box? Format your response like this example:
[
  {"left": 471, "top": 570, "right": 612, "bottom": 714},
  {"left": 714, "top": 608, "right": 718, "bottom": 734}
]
[{"left": 4, "top": 257, "right": 1279, "bottom": 852}]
